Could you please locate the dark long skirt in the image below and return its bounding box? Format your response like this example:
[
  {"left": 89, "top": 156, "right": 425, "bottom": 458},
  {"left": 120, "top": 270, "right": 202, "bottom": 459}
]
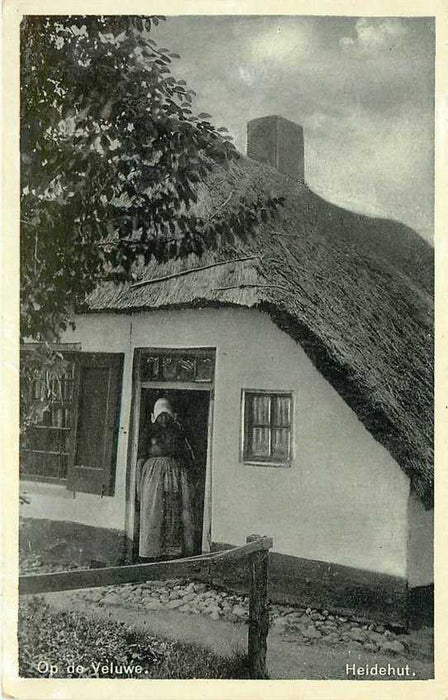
[{"left": 137, "top": 455, "right": 195, "bottom": 559}]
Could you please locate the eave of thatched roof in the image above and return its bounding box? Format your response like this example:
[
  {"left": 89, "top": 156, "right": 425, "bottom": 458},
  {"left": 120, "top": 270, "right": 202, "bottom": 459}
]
[{"left": 85, "top": 154, "right": 434, "bottom": 509}]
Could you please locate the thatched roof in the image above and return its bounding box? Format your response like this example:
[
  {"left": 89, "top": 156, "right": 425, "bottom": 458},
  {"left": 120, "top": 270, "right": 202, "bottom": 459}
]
[{"left": 86, "top": 154, "right": 434, "bottom": 508}]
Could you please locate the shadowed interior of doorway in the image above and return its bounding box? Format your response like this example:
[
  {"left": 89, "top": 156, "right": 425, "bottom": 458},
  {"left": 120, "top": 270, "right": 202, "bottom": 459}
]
[{"left": 135, "top": 389, "right": 210, "bottom": 557}]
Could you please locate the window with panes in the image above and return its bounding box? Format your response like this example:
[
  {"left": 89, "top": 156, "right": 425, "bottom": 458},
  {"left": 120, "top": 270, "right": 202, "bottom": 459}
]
[
  {"left": 20, "top": 355, "right": 75, "bottom": 483},
  {"left": 242, "top": 391, "right": 292, "bottom": 465},
  {"left": 20, "top": 349, "right": 124, "bottom": 495}
]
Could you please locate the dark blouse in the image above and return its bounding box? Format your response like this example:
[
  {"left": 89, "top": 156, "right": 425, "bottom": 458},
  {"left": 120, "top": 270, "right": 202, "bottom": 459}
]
[{"left": 143, "top": 420, "right": 192, "bottom": 463}]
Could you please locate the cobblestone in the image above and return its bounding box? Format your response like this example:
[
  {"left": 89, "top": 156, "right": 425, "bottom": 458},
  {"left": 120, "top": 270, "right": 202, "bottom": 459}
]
[{"left": 59, "top": 577, "right": 423, "bottom": 657}]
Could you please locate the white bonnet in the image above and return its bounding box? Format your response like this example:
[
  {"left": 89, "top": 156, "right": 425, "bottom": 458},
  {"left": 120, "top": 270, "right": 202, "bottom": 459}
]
[{"left": 152, "top": 397, "right": 175, "bottom": 421}]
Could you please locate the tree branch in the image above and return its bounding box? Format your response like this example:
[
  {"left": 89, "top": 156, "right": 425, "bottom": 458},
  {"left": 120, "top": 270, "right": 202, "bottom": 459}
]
[{"left": 205, "top": 191, "right": 234, "bottom": 222}]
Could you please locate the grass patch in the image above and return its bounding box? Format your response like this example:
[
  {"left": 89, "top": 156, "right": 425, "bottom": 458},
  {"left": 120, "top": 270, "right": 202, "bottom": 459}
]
[{"left": 19, "top": 597, "right": 250, "bottom": 679}]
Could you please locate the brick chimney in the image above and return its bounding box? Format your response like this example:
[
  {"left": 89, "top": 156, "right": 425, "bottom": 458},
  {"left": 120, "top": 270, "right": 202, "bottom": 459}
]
[{"left": 247, "top": 115, "right": 304, "bottom": 182}]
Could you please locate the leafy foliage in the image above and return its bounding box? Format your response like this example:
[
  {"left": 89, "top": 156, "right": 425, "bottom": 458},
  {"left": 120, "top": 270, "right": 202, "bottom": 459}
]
[
  {"left": 19, "top": 598, "right": 250, "bottom": 678},
  {"left": 21, "top": 15, "right": 282, "bottom": 340}
]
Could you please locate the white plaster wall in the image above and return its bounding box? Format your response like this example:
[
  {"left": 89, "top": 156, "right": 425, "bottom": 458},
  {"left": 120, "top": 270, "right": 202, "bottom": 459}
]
[
  {"left": 22, "top": 307, "right": 411, "bottom": 576},
  {"left": 407, "top": 490, "right": 433, "bottom": 587}
]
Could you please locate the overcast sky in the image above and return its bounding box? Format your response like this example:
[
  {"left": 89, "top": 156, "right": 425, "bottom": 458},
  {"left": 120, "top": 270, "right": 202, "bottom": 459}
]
[{"left": 154, "top": 16, "right": 435, "bottom": 242}]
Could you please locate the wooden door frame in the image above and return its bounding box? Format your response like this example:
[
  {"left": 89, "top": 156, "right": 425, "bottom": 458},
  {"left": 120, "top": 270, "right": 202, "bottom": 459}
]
[{"left": 125, "top": 347, "right": 216, "bottom": 561}]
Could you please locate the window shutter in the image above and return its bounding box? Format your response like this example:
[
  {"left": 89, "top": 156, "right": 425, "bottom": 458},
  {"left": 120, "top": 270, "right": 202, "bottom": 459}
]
[{"left": 67, "top": 353, "right": 124, "bottom": 496}]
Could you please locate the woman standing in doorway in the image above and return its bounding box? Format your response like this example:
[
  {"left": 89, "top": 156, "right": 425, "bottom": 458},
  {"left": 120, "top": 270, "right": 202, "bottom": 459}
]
[{"left": 136, "top": 397, "right": 195, "bottom": 560}]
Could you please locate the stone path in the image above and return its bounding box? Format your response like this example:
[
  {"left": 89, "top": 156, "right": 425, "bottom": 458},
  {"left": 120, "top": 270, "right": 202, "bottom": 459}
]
[{"left": 64, "top": 577, "right": 432, "bottom": 662}]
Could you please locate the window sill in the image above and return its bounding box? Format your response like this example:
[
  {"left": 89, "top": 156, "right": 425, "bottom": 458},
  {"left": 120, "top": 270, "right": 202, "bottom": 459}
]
[{"left": 242, "top": 460, "right": 291, "bottom": 469}]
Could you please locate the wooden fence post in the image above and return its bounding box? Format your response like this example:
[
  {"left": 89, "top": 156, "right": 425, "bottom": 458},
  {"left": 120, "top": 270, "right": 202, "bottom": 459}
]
[
  {"left": 20, "top": 535, "right": 273, "bottom": 677},
  {"left": 246, "top": 533, "right": 269, "bottom": 679}
]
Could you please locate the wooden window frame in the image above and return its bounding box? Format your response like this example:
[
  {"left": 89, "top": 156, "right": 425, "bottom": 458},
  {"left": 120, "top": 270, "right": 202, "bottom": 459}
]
[
  {"left": 20, "top": 348, "right": 124, "bottom": 496},
  {"left": 240, "top": 389, "right": 293, "bottom": 468}
]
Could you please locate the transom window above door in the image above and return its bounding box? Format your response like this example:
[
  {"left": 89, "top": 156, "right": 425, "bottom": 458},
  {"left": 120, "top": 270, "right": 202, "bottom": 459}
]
[
  {"left": 242, "top": 390, "right": 293, "bottom": 466},
  {"left": 139, "top": 350, "right": 215, "bottom": 384}
]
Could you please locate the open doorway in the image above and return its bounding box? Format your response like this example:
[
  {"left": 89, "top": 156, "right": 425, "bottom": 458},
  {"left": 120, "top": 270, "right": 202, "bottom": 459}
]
[{"left": 135, "top": 388, "right": 211, "bottom": 556}]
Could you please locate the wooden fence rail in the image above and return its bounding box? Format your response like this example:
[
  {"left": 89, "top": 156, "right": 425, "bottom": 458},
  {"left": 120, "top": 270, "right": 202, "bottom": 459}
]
[{"left": 19, "top": 534, "right": 273, "bottom": 679}]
